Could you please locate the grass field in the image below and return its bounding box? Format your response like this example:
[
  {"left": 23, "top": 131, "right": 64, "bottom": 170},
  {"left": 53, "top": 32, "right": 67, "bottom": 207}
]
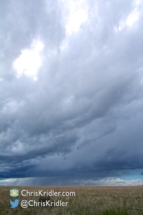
[{"left": 0, "top": 186, "right": 143, "bottom": 215}]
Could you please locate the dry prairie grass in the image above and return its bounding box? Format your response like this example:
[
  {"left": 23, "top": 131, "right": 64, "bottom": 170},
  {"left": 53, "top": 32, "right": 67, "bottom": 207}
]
[{"left": 0, "top": 186, "right": 143, "bottom": 215}]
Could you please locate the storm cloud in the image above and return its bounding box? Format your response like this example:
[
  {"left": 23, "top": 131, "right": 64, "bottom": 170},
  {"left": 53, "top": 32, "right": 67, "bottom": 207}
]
[{"left": 1, "top": 0, "right": 143, "bottom": 185}]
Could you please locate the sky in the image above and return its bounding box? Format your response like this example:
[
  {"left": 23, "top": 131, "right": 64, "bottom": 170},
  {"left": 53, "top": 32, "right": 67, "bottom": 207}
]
[{"left": 0, "top": 0, "right": 143, "bottom": 186}]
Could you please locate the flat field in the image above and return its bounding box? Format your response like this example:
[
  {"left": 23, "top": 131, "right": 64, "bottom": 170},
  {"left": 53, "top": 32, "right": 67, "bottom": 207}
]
[{"left": 0, "top": 186, "right": 143, "bottom": 215}]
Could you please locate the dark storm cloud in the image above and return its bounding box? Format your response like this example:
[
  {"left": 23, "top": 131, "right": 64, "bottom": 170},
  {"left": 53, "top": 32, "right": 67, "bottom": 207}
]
[{"left": 1, "top": 0, "right": 143, "bottom": 185}]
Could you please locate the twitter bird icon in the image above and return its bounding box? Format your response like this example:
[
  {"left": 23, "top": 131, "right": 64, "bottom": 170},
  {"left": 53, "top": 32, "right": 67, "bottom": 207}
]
[{"left": 10, "top": 199, "right": 19, "bottom": 208}]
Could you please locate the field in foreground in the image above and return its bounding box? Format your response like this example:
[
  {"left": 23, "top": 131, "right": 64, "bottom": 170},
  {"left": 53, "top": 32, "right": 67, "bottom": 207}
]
[{"left": 0, "top": 186, "right": 143, "bottom": 215}]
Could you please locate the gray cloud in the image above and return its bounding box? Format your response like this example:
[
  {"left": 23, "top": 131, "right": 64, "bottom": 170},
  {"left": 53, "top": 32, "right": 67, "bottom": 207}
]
[{"left": 1, "top": 0, "right": 143, "bottom": 185}]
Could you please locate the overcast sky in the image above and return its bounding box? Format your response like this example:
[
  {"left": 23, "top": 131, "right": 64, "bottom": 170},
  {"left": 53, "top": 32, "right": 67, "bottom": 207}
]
[{"left": 1, "top": 0, "right": 143, "bottom": 186}]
